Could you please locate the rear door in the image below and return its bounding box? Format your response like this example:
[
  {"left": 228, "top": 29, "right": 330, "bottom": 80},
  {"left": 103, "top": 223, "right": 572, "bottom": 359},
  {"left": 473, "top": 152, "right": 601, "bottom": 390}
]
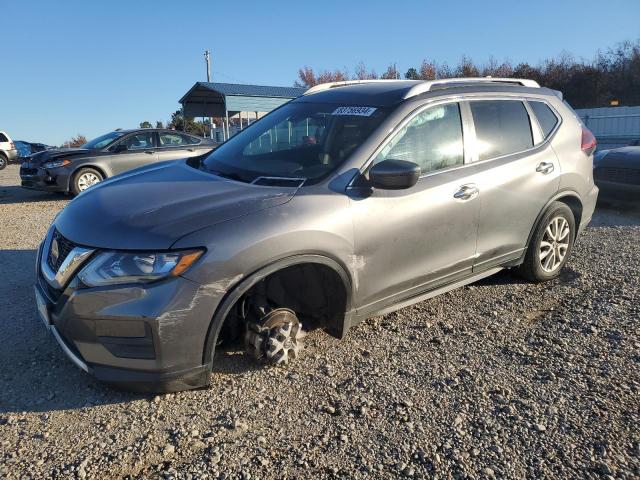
[
  {"left": 468, "top": 98, "right": 561, "bottom": 270},
  {"left": 109, "top": 131, "right": 158, "bottom": 175},
  {"left": 156, "top": 132, "right": 207, "bottom": 162}
]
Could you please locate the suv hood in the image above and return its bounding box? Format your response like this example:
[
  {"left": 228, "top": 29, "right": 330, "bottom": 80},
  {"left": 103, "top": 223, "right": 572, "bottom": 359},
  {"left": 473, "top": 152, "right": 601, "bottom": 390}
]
[
  {"left": 26, "top": 148, "right": 93, "bottom": 166},
  {"left": 54, "top": 161, "right": 298, "bottom": 250}
]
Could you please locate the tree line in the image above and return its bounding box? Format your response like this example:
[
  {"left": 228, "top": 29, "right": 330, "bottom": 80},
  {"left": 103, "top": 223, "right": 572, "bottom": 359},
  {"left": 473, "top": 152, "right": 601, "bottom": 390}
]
[{"left": 294, "top": 39, "right": 640, "bottom": 108}]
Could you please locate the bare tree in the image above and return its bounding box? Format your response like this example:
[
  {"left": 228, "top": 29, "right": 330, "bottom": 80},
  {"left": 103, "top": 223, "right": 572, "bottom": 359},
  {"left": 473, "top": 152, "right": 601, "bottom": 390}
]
[
  {"left": 65, "top": 134, "right": 87, "bottom": 148},
  {"left": 419, "top": 60, "right": 437, "bottom": 80},
  {"left": 380, "top": 63, "right": 399, "bottom": 79},
  {"left": 354, "top": 62, "right": 378, "bottom": 80}
]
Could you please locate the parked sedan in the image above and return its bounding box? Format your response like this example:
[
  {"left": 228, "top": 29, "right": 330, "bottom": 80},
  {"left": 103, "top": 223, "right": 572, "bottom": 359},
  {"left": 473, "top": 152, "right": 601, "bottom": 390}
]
[
  {"left": 593, "top": 145, "right": 640, "bottom": 201},
  {"left": 20, "top": 129, "right": 217, "bottom": 194}
]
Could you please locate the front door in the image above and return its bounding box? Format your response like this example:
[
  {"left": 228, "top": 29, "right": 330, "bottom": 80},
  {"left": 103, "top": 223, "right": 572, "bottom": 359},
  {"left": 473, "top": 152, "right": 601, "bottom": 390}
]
[
  {"left": 350, "top": 102, "right": 480, "bottom": 316},
  {"left": 110, "top": 131, "right": 158, "bottom": 175}
]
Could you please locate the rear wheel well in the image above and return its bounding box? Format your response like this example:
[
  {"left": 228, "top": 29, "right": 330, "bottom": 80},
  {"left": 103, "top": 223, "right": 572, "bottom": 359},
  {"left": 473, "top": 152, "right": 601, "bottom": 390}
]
[
  {"left": 218, "top": 263, "right": 348, "bottom": 345},
  {"left": 555, "top": 195, "right": 583, "bottom": 235}
]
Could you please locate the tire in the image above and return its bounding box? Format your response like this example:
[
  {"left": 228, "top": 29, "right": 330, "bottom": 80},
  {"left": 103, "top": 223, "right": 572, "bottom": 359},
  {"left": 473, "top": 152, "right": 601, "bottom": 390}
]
[
  {"left": 518, "top": 201, "right": 576, "bottom": 282},
  {"left": 0, "top": 154, "right": 7, "bottom": 170},
  {"left": 71, "top": 167, "right": 103, "bottom": 195}
]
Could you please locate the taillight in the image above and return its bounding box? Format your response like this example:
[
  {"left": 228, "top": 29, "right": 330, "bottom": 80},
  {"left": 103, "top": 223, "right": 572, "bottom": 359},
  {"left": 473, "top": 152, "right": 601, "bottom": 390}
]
[
  {"left": 10, "top": 142, "right": 15, "bottom": 149},
  {"left": 581, "top": 127, "right": 597, "bottom": 155}
]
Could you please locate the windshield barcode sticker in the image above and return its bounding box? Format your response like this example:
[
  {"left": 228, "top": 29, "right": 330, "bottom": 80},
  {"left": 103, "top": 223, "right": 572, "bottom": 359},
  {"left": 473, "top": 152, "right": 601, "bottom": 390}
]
[{"left": 332, "top": 106, "right": 377, "bottom": 116}]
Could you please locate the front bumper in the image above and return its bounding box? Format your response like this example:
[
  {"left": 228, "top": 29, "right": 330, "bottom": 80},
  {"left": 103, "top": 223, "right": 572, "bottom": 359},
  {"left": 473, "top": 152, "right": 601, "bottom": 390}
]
[
  {"left": 20, "top": 164, "right": 71, "bottom": 192},
  {"left": 35, "top": 238, "right": 219, "bottom": 392}
]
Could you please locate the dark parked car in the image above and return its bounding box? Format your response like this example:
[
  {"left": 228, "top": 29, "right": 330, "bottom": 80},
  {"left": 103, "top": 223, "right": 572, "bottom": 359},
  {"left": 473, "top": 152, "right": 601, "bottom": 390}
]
[
  {"left": 593, "top": 145, "right": 640, "bottom": 201},
  {"left": 20, "top": 129, "right": 217, "bottom": 194}
]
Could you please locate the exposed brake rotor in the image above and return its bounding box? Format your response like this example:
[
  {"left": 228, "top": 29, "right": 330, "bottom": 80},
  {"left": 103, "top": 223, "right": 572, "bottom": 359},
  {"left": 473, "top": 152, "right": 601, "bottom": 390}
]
[{"left": 245, "top": 308, "right": 306, "bottom": 365}]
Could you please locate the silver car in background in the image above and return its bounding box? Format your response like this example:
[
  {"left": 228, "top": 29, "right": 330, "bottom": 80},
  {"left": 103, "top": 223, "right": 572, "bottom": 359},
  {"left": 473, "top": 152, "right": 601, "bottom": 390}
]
[{"left": 34, "top": 78, "right": 598, "bottom": 391}]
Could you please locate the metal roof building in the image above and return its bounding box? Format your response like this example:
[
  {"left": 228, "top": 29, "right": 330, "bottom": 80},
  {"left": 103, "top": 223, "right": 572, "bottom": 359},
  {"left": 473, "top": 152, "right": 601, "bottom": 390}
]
[{"left": 179, "top": 82, "right": 306, "bottom": 140}]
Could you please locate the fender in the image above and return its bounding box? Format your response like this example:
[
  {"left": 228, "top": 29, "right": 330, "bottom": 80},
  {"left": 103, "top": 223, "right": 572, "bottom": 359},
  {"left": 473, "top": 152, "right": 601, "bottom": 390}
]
[
  {"left": 508, "top": 188, "right": 583, "bottom": 266},
  {"left": 201, "top": 254, "right": 355, "bottom": 365}
]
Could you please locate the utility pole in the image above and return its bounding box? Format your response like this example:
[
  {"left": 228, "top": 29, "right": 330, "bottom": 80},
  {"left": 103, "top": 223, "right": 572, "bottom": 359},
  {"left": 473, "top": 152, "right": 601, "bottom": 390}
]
[
  {"left": 204, "top": 50, "right": 211, "bottom": 82},
  {"left": 204, "top": 50, "right": 214, "bottom": 139}
]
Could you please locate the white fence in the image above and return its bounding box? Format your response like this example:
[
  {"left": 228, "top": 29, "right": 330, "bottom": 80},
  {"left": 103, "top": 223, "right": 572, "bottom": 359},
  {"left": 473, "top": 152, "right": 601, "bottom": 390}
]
[{"left": 575, "top": 106, "right": 640, "bottom": 150}]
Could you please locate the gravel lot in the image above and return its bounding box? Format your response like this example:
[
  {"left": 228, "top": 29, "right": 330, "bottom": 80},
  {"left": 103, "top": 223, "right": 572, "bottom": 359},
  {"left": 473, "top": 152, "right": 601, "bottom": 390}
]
[{"left": 1, "top": 164, "right": 639, "bottom": 479}]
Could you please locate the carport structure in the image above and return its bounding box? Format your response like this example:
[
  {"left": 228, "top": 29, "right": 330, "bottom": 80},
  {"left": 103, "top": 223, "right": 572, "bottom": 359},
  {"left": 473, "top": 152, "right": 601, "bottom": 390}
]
[{"left": 179, "top": 82, "right": 306, "bottom": 141}]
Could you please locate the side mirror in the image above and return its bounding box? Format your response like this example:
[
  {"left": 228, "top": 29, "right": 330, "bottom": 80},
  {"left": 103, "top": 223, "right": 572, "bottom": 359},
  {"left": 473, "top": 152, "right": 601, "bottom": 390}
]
[
  {"left": 112, "top": 143, "right": 128, "bottom": 153},
  {"left": 369, "top": 159, "right": 421, "bottom": 190}
]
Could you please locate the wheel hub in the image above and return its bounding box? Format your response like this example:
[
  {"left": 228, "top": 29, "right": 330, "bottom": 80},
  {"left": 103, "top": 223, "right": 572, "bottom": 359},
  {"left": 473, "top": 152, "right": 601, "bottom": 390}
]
[{"left": 244, "top": 308, "right": 305, "bottom": 365}]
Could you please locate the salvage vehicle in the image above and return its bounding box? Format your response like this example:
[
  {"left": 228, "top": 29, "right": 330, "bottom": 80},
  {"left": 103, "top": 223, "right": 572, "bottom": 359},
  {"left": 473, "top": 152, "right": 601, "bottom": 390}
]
[
  {"left": 15, "top": 140, "right": 54, "bottom": 159},
  {"left": 0, "top": 130, "right": 18, "bottom": 170},
  {"left": 34, "top": 78, "right": 599, "bottom": 391},
  {"left": 20, "top": 128, "right": 217, "bottom": 194},
  {"left": 593, "top": 144, "right": 640, "bottom": 201}
]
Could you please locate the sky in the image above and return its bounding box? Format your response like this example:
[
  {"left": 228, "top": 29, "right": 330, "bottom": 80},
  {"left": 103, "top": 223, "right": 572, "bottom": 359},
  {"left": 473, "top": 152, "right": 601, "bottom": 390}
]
[{"left": 2, "top": 0, "right": 639, "bottom": 146}]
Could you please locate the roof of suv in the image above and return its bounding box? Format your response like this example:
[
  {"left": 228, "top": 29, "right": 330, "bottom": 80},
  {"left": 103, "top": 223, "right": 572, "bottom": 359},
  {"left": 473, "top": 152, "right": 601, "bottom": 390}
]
[{"left": 295, "top": 78, "right": 560, "bottom": 107}]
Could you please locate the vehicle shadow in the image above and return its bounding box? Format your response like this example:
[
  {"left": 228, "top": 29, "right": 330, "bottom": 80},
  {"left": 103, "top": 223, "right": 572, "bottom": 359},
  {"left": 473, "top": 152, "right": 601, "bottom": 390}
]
[
  {"left": 0, "top": 249, "right": 147, "bottom": 414},
  {"left": 0, "top": 185, "right": 69, "bottom": 205}
]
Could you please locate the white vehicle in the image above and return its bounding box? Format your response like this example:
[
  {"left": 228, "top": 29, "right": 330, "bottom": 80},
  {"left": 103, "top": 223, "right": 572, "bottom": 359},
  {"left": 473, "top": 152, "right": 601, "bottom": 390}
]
[{"left": 0, "top": 131, "right": 18, "bottom": 170}]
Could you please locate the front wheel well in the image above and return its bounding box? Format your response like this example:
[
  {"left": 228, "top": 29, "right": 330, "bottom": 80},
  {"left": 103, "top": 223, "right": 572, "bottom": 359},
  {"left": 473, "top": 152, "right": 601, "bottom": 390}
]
[{"left": 218, "top": 262, "right": 349, "bottom": 346}]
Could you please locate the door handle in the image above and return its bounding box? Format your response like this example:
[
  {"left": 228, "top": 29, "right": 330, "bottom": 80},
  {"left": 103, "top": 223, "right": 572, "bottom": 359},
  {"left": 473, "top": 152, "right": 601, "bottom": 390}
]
[
  {"left": 536, "top": 162, "right": 554, "bottom": 174},
  {"left": 144, "top": 150, "right": 154, "bottom": 155},
  {"left": 187, "top": 148, "right": 196, "bottom": 152},
  {"left": 454, "top": 184, "right": 479, "bottom": 201}
]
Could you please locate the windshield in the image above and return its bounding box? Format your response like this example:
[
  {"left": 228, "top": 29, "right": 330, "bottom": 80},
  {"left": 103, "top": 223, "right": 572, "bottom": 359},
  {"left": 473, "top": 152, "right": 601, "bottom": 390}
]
[
  {"left": 81, "top": 131, "right": 125, "bottom": 150},
  {"left": 202, "top": 102, "right": 389, "bottom": 184}
]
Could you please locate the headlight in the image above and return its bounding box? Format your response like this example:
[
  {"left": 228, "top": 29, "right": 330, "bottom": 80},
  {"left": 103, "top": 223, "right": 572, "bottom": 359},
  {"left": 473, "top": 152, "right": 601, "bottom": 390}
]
[
  {"left": 77, "top": 249, "right": 203, "bottom": 287},
  {"left": 42, "top": 159, "right": 71, "bottom": 169}
]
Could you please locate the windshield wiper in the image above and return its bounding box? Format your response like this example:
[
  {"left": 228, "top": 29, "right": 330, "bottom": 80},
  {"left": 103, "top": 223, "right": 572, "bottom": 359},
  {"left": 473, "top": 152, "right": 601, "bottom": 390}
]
[{"left": 251, "top": 176, "right": 306, "bottom": 187}]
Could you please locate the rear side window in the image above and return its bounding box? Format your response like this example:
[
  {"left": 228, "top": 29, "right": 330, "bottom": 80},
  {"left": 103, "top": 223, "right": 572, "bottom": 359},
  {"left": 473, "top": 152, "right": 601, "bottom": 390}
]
[
  {"left": 529, "top": 101, "right": 559, "bottom": 139},
  {"left": 0, "top": 133, "right": 8, "bottom": 142},
  {"left": 159, "top": 133, "right": 201, "bottom": 146},
  {"left": 470, "top": 100, "right": 533, "bottom": 160}
]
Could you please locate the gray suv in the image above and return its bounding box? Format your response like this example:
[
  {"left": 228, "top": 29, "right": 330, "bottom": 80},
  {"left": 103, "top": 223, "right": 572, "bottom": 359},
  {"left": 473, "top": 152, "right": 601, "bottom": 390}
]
[{"left": 34, "top": 78, "right": 599, "bottom": 391}]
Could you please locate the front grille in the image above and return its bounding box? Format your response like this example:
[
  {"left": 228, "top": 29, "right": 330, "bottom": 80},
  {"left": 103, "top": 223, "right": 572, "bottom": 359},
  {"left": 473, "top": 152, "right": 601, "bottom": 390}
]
[
  {"left": 20, "top": 167, "right": 38, "bottom": 175},
  {"left": 595, "top": 167, "right": 640, "bottom": 186},
  {"left": 47, "top": 230, "right": 77, "bottom": 272}
]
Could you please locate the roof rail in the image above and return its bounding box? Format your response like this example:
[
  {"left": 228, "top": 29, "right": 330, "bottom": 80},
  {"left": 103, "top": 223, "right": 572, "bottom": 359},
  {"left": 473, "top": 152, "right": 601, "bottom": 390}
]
[
  {"left": 403, "top": 77, "right": 540, "bottom": 99},
  {"left": 302, "top": 77, "right": 541, "bottom": 99},
  {"left": 303, "top": 79, "right": 397, "bottom": 95}
]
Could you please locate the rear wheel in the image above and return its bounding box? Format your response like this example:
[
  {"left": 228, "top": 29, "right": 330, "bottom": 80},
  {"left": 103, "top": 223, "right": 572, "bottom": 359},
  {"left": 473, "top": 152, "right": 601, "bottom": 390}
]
[
  {"left": 0, "top": 154, "right": 7, "bottom": 170},
  {"left": 518, "top": 202, "right": 575, "bottom": 282},
  {"left": 71, "top": 168, "right": 103, "bottom": 195}
]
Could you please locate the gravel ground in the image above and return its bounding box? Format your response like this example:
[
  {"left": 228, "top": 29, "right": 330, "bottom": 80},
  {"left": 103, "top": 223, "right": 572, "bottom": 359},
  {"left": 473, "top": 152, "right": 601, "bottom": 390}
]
[{"left": 1, "top": 164, "right": 639, "bottom": 479}]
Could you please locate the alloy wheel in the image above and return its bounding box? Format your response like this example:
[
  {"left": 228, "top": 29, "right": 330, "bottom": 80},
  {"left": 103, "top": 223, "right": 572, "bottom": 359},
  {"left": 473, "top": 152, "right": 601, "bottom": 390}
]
[
  {"left": 77, "top": 172, "right": 100, "bottom": 191},
  {"left": 539, "top": 216, "right": 570, "bottom": 272}
]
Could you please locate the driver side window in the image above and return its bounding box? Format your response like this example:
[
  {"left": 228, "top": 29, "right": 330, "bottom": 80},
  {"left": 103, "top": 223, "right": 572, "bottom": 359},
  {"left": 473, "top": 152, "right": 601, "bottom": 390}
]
[{"left": 373, "top": 103, "right": 464, "bottom": 174}]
